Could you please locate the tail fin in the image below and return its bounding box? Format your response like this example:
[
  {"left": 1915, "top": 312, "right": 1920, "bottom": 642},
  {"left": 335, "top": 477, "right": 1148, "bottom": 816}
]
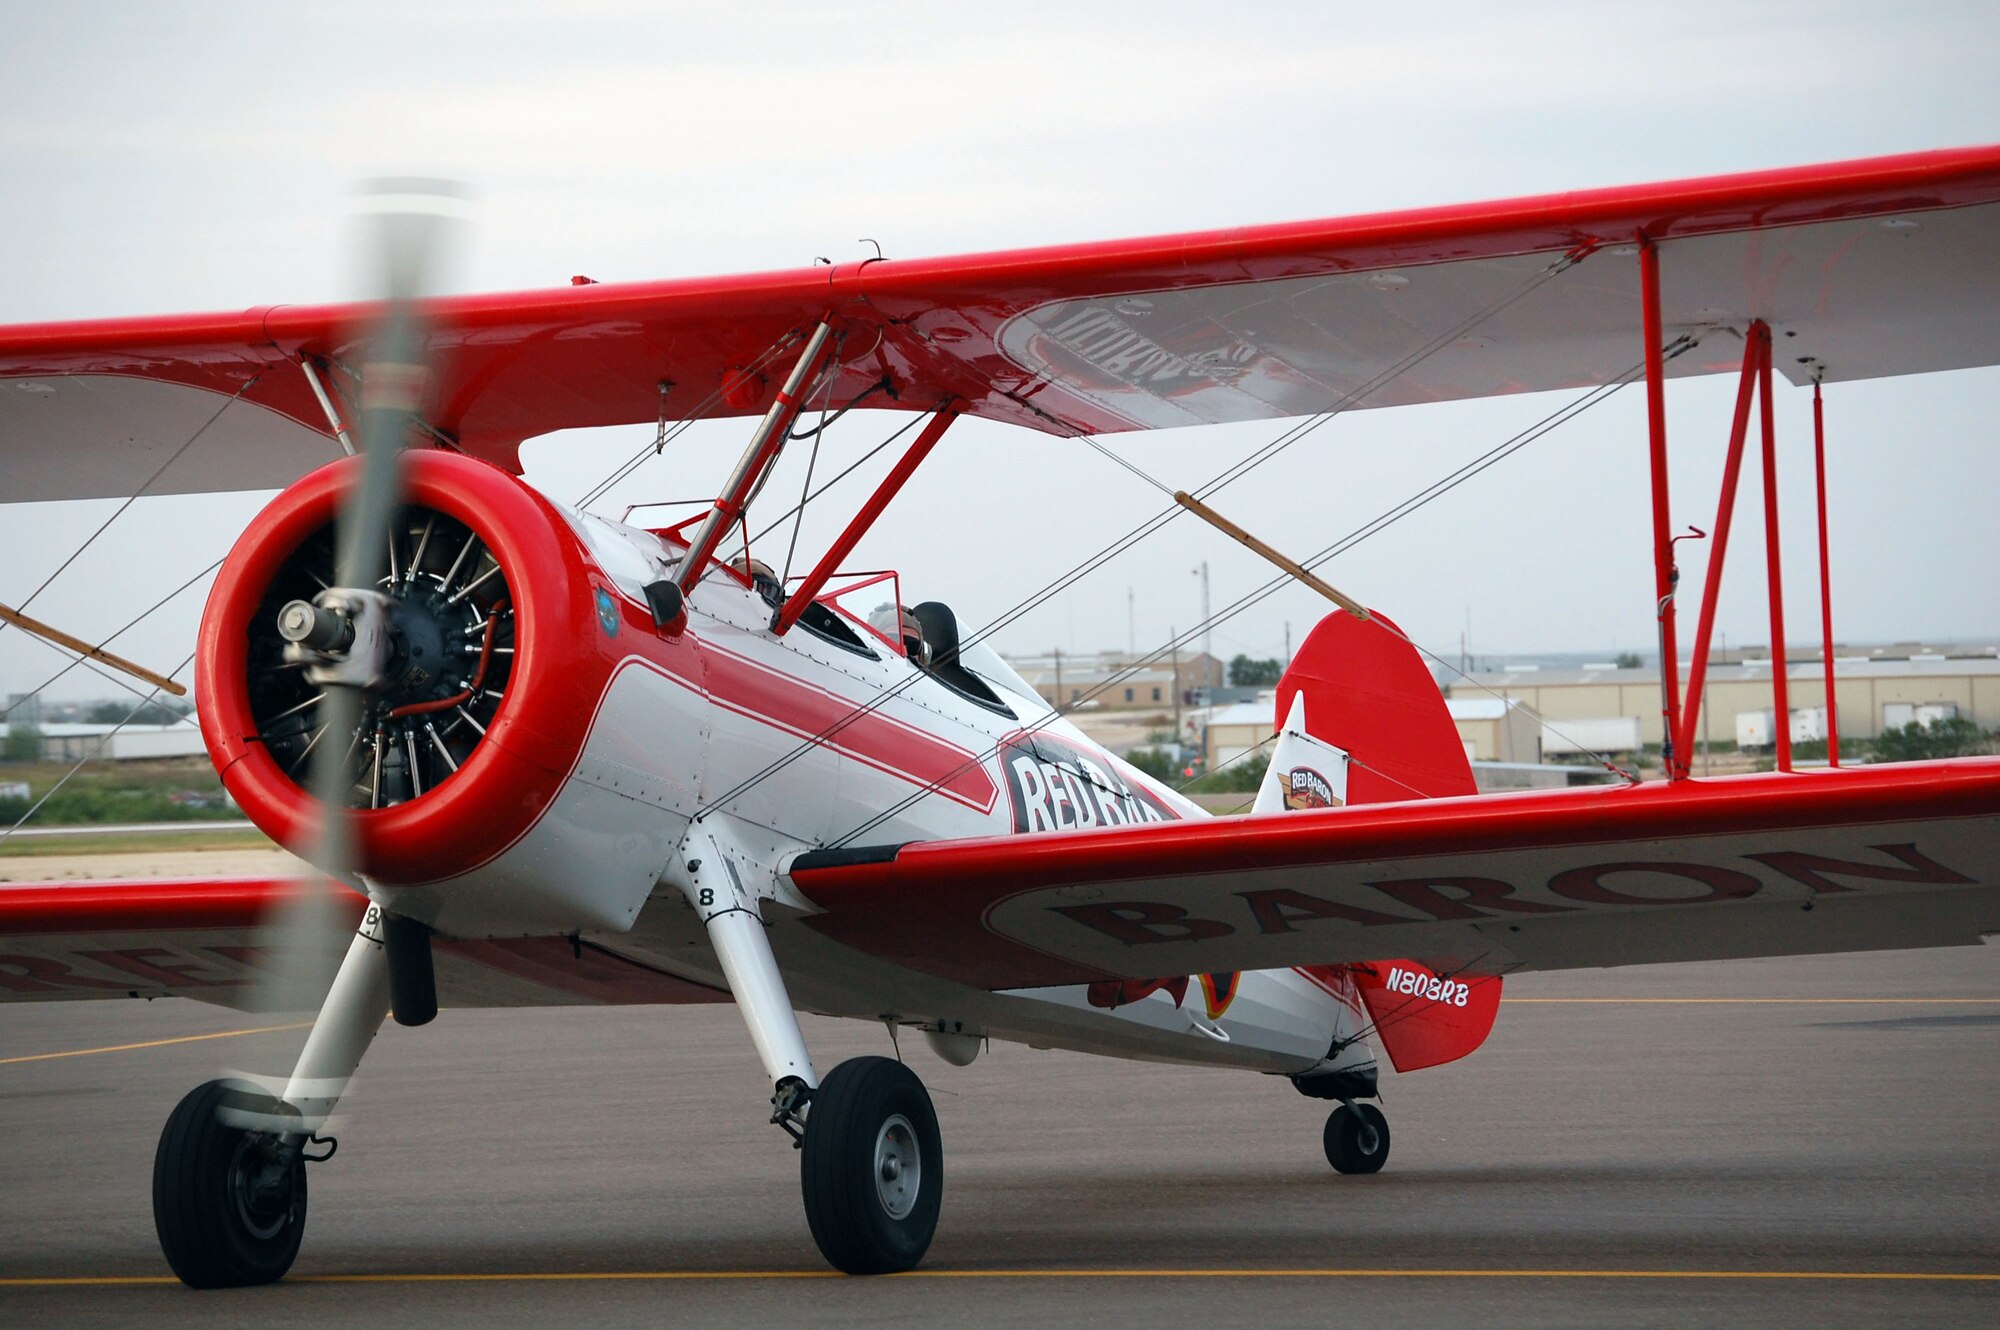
[
  {"left": 1275, "top": 609, "right": 1474, "bottom": 804},
  {"left": 1273, "top": 612, "right": 1498, "bottom": 1074}
]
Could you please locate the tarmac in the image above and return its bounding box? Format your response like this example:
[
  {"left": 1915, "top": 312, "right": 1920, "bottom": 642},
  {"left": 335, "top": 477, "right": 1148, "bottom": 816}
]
[{"left": 3, "top": 943, "right": 1996, "bottom": 1329}]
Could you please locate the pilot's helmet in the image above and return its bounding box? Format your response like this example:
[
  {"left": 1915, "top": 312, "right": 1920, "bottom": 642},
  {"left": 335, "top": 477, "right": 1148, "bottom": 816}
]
[
  {"left": 730, "top": 555, "right": 782, "bottom": 600},
  {"left": 900, "top": 607, "right": 931, "bottom": 667},
  {"left": 869, "top": 603, "right": 929, "bottom": 666}
]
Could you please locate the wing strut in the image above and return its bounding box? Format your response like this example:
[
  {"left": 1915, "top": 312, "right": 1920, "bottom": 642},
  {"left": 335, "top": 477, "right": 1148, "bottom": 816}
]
[
  {"left": 770, "top": 402, "right": 960, "bottom": 635},
  {"left": 1668, "top": 320, "right": 1810, "bottom": 778},
  {"left": 298, "top": 356, "right": 358, "bottom": 457},
  {"left": 675, "top": 321, "right": 836, "bottom": 593},
  {"left": 1756, "top": 321, "right": 1794, "bottom": 772},
  {"left": 1170, "top": 490, "right": 1369, "bottom": 621},
  {"left": 1812, "top": 380, "right": 1840, "bottom": 767},
  {"left": 1639, "top": 237, "right": 1686, "bottom": 780},
  {"left": 1674, "top": 324, "right": 1767, "bottom": 775}
]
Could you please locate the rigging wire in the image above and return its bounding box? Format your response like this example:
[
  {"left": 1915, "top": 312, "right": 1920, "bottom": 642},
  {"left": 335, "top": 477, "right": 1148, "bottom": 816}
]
[
  {"left": 842, "top": 354, "right": 1667, "bottom": 839},
  {"left": 1175, "top": 728, "right": 1280, "bottom": 794},
  {"left": 778, "top": 340, "right": 851, "bottom": 584},
  {"left": 746, "top": 412, "right": 928, "bottom": 546},
  {"left": 573, "top": 330, "right": 805, "bottom": 511},
  {"left": 0, "top": 650, "right": 198, "bottom": 845},
  {"left": 787, "top": 376, "right": 891, "bottom": 441},
  {"left": 0, "top": 373, "right": 260, "bottom": 641},
  {"left": 0, "top": 555, "right": 226, "bottom": 722},
  {"left": 781, "top": 416, "right": 828, "bottom": 585},
  {"left": 825, "top": 347, "right": 1673, "bottom": 847},
  {"left": 1082, "top": 436, "right": 1176, "bottom": 496},
  {"left": 697, "top": 249, "right": 1602, "bottom": 820},
  {"left": 19, "top": 641, "right": 199, "bottom": 715}
]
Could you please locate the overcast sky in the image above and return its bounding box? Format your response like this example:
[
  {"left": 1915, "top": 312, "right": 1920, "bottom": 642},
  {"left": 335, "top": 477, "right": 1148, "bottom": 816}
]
[{"left": 3, "top": 1, "right": 1997, "bottom": 706}]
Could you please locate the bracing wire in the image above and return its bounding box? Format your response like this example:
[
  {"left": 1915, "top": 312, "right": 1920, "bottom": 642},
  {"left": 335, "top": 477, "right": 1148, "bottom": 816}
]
[
  {"left": 697, "top": 249, "right": 1605, "bottom": 823},
  {"left": 0, "top": 373, "right": 259, "bottom": 640},
  {"left": 747, "top": 412, "right": 928, "bottom": 546},
  {"left": 824, "top": 347, "right": 1670, "bottom": 847},
  {"left": 0, "top": 650, "right": 198, "bottom": 845},
  {"left": 1175, "top": 728, "right": 1281, "bottom": 793},
  {"left": 574, "top": 330, "right": 806, "bottom": 511},
  {"left": 0, "top": 555, "right": 226, "bottom": 722}
]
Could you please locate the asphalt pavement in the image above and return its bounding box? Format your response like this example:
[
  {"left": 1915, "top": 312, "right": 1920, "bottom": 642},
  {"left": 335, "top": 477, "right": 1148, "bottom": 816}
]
[{"left": 3, "top": 945, "right": 1996, "bottom": 1329}]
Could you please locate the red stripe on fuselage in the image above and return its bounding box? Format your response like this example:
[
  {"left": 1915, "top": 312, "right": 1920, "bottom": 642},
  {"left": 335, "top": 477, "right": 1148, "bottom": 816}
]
[{"left": 624, "top": 632, "right": 999, "bottom": 815}]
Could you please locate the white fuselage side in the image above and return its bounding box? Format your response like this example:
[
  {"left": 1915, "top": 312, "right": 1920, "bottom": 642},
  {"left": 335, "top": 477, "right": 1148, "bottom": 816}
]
[{"left": 377, "top": 501, "right": 1368, "bottom": 1081}]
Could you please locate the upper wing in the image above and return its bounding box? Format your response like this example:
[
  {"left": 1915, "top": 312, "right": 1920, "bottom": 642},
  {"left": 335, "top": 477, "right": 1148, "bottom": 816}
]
[
  {"left": 0, "top": 878, "right": 728, "bottom": 1009},
  {"left": 784, "top": 757, "right": 2000, "bottom": 989},
  {"left": 5, "top": 144, "right": 1998, "bottom": 501}
]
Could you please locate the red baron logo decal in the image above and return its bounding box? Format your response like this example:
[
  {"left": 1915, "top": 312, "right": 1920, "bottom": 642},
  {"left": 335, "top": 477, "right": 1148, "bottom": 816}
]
[
  {"left": 1283, "top": 766, "right": 1340, "bottom": 810},
  {"left": 998, "top": 732, "right": 1178, "bottom": 834}
]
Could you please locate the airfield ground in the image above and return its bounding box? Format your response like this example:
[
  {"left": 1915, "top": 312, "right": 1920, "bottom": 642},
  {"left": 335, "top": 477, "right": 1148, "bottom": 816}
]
[{"left": 1, "top": 851, "right": 1995, "bottom": 1329}]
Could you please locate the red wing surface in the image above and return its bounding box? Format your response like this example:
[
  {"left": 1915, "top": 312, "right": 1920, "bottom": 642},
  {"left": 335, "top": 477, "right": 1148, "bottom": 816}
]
[
  {"left": 4, "top": 145, "right": 1997, "bottom": 501},
  {"left": 787, "top": 758, "right": 2000, "bottom": 991},
  {"left": 0, "top": 879, "right": 727, "bottom": 1009}
]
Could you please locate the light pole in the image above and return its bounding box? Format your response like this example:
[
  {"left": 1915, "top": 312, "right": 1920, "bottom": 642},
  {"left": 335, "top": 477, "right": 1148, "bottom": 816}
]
[{"left": 1191, "top": 562, "right": 1210, "bottom": 674}]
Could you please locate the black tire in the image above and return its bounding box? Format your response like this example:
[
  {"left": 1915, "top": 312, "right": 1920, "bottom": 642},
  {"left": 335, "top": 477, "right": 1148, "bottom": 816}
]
[
  {"left": 152, "top": 1079, "right": 308, "bottom": 1287},
  {"left": 1322, "top": 1103, "right": 1391, "bottom": 1175},
  {"left": 800, "top": 1056, "right": 943, "bottom": 1274}
]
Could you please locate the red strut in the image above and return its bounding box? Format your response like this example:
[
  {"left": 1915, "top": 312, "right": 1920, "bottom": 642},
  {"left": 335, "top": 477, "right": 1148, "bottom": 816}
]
[
  {"left": 772, "top": 406, "right": 960, "bottom": 636},
  {"left": 1639, "top": 238, "right": 1684, "bottom": 779},
  {"left": 1813, "top": 380, "right": 1839, "bottom": 766}
]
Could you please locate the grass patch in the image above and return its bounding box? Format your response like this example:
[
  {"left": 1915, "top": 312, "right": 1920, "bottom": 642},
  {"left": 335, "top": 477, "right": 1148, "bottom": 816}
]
[
  {"left": 0, "top": 827, "right": 277, "bottom": 859},
  {"left": 0, "top": 756, "right": 236, "bottom": 826}
]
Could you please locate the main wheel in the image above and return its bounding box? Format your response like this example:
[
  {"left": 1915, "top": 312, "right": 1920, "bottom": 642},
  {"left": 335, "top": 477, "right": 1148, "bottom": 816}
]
[
  {"left": 1323, "top": 1103, "right": 1390, "bottom": 1175},
  {"left": 800, "top": 1056, "right": 943, "bottom": 1274},
  {"left": 153, "top": 1079, "right": 309, "bottom": 1287}
]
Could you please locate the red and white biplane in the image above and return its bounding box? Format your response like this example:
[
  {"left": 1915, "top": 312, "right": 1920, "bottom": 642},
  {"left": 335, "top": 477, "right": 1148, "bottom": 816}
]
[{"left": 2, "top": 146, "right": 1997, "bottom": 1285}]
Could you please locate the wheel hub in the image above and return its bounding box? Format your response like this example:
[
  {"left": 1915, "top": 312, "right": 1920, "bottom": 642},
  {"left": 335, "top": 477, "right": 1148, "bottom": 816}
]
[
  {"left": 228, "top": 1138, "right": 296, "bottom": 1241},
  {"left": 873, "top": 1114, "right": 920, "bottom": 1221}
]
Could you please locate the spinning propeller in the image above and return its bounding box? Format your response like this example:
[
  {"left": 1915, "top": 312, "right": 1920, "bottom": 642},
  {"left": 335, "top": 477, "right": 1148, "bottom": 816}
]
[{"left": 234, "top": 180, "right": 469, "bottom": 1077}]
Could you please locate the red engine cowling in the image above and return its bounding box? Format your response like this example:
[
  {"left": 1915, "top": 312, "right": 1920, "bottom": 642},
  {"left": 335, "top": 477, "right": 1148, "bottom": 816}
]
[{"left": 197, "top": 452, "right": 618, "bottom": 886}]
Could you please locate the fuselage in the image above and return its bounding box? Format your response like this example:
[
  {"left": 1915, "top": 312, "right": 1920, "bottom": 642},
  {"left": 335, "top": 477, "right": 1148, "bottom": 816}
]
[
  {"left": 545, "top": 502, "right": 1365, "bottom": 1079},
  {"left": 201, "top": 456, "right": 1365, "bottom": 1082}
]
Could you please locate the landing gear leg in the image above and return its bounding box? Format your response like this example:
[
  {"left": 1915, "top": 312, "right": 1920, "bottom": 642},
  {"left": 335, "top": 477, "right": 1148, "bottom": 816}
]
[
  {"left": 152, "top": 918, "right": 391, "bottom": 1286},
  {"left": 1323, "top": 1100, "right": 1390, "bottom": 1175}
]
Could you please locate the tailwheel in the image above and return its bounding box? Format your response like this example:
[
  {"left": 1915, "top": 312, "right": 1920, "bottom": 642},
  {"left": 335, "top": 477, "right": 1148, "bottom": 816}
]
[
  {"left": 800, "top": 1056, "right": 943, "bottom": 1274},
  {"left": 1323, "top": 1102, "right": 1391, "bottom": 1175},
  {"left": 153, "top": 1079, "right": 310, "bottom": 1287}
]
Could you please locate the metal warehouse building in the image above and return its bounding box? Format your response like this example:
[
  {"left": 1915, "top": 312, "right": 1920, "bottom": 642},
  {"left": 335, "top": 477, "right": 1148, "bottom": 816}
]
[
  {"left": 0, "top": 722, "right": 208, "bottom": 762},
  {"left": 1456, "top": 652, "right": 2000, "bottom": 750}
]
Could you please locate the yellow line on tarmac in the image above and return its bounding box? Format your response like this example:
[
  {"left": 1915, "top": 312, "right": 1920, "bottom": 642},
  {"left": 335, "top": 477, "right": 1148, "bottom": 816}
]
[
  {"left": 0, "top": 1022, "right": 310, "bottom": 1066},
  {"left": 1508, "top": 997, "right": 2000, "bottom": 1005},
  {"left": 5, "top": 1268, "right": 1998, "bottom": 1287}
]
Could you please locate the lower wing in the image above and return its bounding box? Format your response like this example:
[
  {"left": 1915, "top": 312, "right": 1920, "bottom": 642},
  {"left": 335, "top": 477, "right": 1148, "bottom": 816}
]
[
  {"left": 786, "top": 758, "right": 2000, "bottom": 989},
  {"left": 0, "top": 878, "right": 728, "bottom": 1009}
]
